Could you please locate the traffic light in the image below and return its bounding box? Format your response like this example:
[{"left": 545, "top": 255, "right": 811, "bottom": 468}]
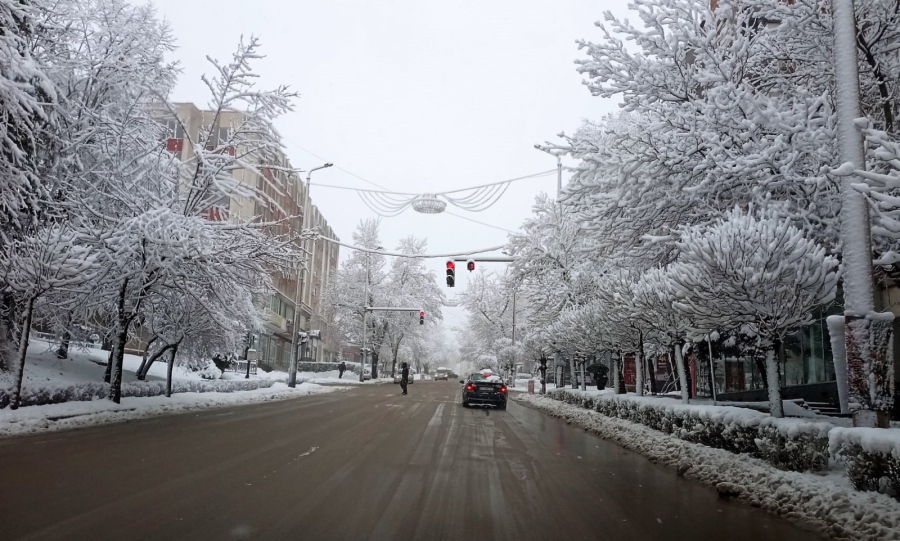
[
  {"left": 419, "top": 311, "right": 425, "bottom": 325},
  {"left": 466, "top": 259, "right": 475, "bottom": 272},
  {"left": 446, "top": 260, "right": 455, "bottom": 287}
]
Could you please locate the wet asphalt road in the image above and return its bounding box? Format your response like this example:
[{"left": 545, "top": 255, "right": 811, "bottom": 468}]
[{"left": 0, "top": 381, "right": 824, "bottom": 541}]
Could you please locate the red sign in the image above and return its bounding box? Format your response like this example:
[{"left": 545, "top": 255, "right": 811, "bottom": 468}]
[{"left": 623, "top": 355, "right": 636, "bottom": 386}]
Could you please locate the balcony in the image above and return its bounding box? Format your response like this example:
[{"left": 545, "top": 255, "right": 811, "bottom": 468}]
[{"left": 264, "top": 309, "right": 287, "bottom": 333}]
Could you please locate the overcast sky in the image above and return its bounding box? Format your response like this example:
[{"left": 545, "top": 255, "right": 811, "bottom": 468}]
[{"left": 151, "top": 0, "right": 627, "bottom": 339}]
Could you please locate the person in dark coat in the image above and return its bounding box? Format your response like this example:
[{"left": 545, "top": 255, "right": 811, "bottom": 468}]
[
  {"left": 338, "top": 361, "right": 346, "bottom": 379},
  {"left": 400, "top": 362, "right": 409, "bottom": 395}
]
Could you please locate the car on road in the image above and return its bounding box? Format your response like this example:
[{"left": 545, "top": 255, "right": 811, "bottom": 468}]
[
  {"left": 435, "top": 368, "right": 450, "bottom": 381},
  {"left": 460, "top": 371, "right": 507, "bottom": 409},
  {"left": 393, "top": 372, "right": 414, "bottom": 384}
]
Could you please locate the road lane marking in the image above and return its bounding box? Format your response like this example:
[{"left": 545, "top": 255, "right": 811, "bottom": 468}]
[{"left": 427, "top": 404, "right": 444, "bottom": 428}]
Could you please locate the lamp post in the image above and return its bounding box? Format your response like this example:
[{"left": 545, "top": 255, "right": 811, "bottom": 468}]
[
  {"left": 534, "top": 145, "right": 563, "bottom": 198},
  {"left": 288, "top": 163, "right": 333, "bottom": 388}
]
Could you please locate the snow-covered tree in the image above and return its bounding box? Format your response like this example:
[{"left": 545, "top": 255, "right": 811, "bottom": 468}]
[
  {"left": 382, "top": 236, "right": 444, "bottom": 377},
  {"left": 0, "top": 0, "right": 56, "bottom": 242},
  {"left": 670, "top": 207, "right": 839, "bottom": 417}
]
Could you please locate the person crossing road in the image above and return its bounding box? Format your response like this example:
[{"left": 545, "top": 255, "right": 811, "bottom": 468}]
[{"left": 400, "top": 362, "right": 409, "bottom": 395}]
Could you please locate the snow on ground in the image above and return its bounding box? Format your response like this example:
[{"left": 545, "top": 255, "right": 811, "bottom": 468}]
[
  {"left": 514, "top": 393, "right": 900, "bottom": 541},
  {"left": 0, "top": 382, "right": 348, "bottom": 438},
  {"left": 0, "top": 340, "right": 396, "bottom": 438},
  {"left": 6, "top": 339, "right": 181, "bottom": 388}
]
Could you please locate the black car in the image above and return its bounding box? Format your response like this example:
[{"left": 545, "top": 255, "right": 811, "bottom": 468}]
[{"left": 460, "top": 372, "right": 507, "bottom": 409}]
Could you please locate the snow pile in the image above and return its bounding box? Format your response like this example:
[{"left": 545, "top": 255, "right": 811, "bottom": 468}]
[
  {"left": 830, "top": 428, "right": 900, "bottom": 500},
  {"left": 550, "top": 388, "right": 832, "bottom": 471},
  {"left": 516, "top": 393, "right": 900, "bottom": 541}
]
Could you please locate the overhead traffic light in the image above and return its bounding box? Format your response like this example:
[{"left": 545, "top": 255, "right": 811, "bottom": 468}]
[
  {"left": 466, "top": 259, "right": 475, "bottom": 272},
  {"left": 419, "top": 311, "right": 425, "bottom": 325},
  {"left": 446, "top": 260, "right": 455, "bottom": 287}
]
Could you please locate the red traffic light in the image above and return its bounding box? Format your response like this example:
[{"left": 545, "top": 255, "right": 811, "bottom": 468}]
[
  {"left": 419, "top": 311, "right": 425, "bottom": 317},
  {"left": 446, "top": 260, "right": 455, "bottom": 287},
  {"left": 419, "top": 311, "right": 425, "bottom": 325},
  {"left": 466, "top": 260, "right": 475, "bottom": 272}
]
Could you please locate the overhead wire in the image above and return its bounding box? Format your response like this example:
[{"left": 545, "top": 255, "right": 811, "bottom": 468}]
[{"left": 443, "top": 210, "right": 520, "bottom": 234}]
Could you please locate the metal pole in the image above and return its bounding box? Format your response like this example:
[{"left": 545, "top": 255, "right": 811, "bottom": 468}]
[
  {"left": 359, "top": 251, "right": 370, "bottom": 382},
  {"left": 556, "top": 154, "right": 562, "bottom": 198},
  {"left": 288, "top": 164, "right": 332, "bottom": 388},
  {"left": 511, "top": 293, "right": 516, "bottom": 382}
]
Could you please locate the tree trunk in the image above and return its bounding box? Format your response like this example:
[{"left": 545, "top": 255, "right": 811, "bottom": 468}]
[
  {"left": 57, "top": 316, "right": 71, "bottom": 360},
  {"left": 371, "top": 351, "right": 378, "bottom": 379},
  {"left": 140, "top": 342, "right": 174, "bottom": 380},
  {"left": 390, "top": 344, "right": 399, "bottom": 378},
  {"left": 109, "top": 280, "right": 130, "bottom": 404},
  {"left": 136, "top": 335, "right": 159, "bottom": 381},
  {"left": 104, "top": 348, "right": 114, "bottom": 383},
  {"left": 764, "top": 345, "right": 784, "bottom": 418},
  {"left": 645, "top": 344, "right": 658, "bottom": 395},
  {"left": 569, "top": 355, "right": 576, "bottom": 389},
  {"left": 11, "top": 297, "right": 36, "bottom": 410},
  {"left": 165, "top": 344, "right": 178, "bottom": 397},
  {"left": 110, "top": 322, "right": 129, "bottom": 403},
  {"left": 579, "top": 358, "right": 586, "bottom": 391},
  {"left": 613, "top": 354, "right": 625, "bottom": 394},
  {"left": 673, "top": 340, "right": 690, "bottom": 404}
]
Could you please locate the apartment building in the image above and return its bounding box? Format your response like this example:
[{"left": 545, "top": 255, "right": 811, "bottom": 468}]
[{"left": 161, "top": 102, "right": 340, "bottom": 368}]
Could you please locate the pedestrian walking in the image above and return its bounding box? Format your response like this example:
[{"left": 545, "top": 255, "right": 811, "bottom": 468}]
[
  {"left": 400, "top": 362, "right": 409, "bottom": 395},
  {"left": 338, "top": 361, "right": 346, "bottom": 379}
]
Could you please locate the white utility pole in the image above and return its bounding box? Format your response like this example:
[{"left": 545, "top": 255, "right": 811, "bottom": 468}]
[
  {"left": 288, "top": 163, "right": 332, "bottom": 388},
  {"left": 832, "top": 0, "right": 893, "bottom": 428}
]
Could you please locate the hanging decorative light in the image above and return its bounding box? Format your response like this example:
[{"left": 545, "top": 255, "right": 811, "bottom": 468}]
[{"left": 411, "top": 194, "right": 447, "bottom": 214}]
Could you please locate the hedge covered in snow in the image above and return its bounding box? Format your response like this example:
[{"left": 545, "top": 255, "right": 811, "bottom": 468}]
[
  {"left": 830, "top": 427, "right": 900, "bottom": 500},
  {"left": 546, "top": 389, "right": 900, "bottom": 502},
  {"left": 549, "top": 389, "right": 832, "bottom": 472},
  {"left": 0, "top": 377, "right": 288, "bottom": 409}
]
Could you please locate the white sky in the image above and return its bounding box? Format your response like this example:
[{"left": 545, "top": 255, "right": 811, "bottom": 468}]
[{"left": 151, "top": 0, "right": 626, "bottom": 342}]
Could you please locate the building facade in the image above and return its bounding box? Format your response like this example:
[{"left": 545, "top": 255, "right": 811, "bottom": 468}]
[{"left": 160, "top": 103, "right": 340, "bottom": 370}]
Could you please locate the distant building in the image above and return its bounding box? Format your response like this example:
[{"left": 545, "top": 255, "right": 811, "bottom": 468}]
[{"left": 159, "top": 102, "right": 340, "bottom": 367}]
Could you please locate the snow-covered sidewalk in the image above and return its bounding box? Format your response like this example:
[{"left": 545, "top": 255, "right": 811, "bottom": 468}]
[{"left": 515, "top": 393, "right": 900, "bottom": 541}]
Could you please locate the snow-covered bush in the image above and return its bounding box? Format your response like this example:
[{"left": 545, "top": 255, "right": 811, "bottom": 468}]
[
  {"left": 192, "top": 359, "right": 223, "bottom": 380},
  {"left": 546, "top": 389, "right": 831, "bottom": 471},
  {"left": 0, "top": 377, "right": 288, "bottom": 408},
  {"left": 830, "top": 428, "right": 900, "bottom": 501},
  {"left": 755, "top": 419, "right": 832, "bottom": 472}
]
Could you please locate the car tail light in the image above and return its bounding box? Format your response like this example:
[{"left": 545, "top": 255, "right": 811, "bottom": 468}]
[
  {"left": 499, "top": 386, "right": 507, "bottom": 393},
  {"left": 465, "top": 383, "right": 475, "bottom": 391}
]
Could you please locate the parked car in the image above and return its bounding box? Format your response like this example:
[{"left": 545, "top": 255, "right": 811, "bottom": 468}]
[{"left": 460, "top": 371, "right": 507, "bottom": 409}]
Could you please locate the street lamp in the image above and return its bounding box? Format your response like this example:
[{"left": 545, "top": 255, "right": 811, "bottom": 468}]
[
  {"left": 534, "top": 145, "right": 563, "bottom": 198},
  {"left": 288, "top": 163, "right": 333, "bottom": 388}
]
